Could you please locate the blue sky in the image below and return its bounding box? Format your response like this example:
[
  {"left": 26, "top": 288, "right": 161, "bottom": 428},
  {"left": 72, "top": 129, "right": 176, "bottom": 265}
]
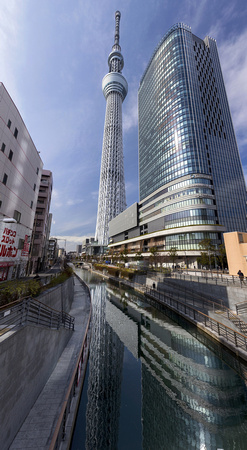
[{"left": 1, "top": 0, "right": 247, "bottom": 251}]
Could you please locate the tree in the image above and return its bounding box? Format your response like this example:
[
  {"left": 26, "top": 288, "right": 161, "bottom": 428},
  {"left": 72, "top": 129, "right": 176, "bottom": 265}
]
[
  {"left": 134, "top": 251, "right": 143, "bottom": 261},
  {"left": 168, "top": 247, "right": 178, "bottom": 269},
  {"left": 119, "top": 248, "right": 128, "bottom": 265},
  {"left": 149, "top": 246, "right": 158, "bottom": 268},
  {"left": 218, "top": 244, "right": 228, "bottom": 270},
  {"left": 199, "top": 238, "right": 215, "bottom": 269}
]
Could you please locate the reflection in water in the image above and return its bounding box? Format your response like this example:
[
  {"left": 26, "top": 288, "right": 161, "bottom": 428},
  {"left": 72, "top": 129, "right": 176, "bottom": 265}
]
[
  {"left": 74, "top": 270, "right": 247, "bottom": 449},
  {"left": 86, "top": 284, "right": 124, "bottom": 449}
]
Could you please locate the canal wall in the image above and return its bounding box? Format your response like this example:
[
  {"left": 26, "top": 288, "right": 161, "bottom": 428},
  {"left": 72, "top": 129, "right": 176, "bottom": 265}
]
[
  {"left": 146, "top": 277, "right": 247, "bottom": 311},
  {"left": 0, "top": 277, "right": 74, "bottom": 450},
  {"left": 38, "top": 275, "right": 74, "bottom": 312}
]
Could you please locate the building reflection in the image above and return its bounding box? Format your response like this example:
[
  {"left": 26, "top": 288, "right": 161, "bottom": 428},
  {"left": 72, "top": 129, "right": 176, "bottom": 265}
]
[
  {"left": 107, "top": 284, "right": 247, "bottom": 450},
  {"left": 85, "top": 284, "right": 124, "bottom": 449}
]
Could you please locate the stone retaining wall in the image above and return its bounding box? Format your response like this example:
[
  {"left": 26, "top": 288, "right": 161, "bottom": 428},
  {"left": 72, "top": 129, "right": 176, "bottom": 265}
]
[{"left": 0, "top": 276, "right": 74, "bottom": 449}]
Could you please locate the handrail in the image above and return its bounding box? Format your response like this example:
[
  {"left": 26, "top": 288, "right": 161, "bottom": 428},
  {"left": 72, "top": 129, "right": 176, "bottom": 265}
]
[
  {"left": 170, "top": 271, "right": 247, "bottom": 287},
  {"left": 148, "top": 275, "right": 247, "bottom": 335},
  {"left": 0, "top": 296, "right": 74, "bottom": 336},
  {"left": 49, "top": 275, "right": 92, "bottom": 450},
  {"left": 145, "top": 287, "right": 247, "bottom": 351},
  {"left": 236, "top": 302, "right": 247, "bottom": 315}
]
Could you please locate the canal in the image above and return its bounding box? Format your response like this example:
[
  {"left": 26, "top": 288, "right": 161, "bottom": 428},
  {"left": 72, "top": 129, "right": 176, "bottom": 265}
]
[{"left": 71, "top": 269, "right": 247, "bottom": 449}]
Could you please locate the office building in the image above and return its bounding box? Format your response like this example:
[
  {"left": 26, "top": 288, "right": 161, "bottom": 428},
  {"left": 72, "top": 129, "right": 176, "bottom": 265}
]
[
  {"left": 28, "top": 170, "right": 53, "bottom": 273},
  {"left": 109, "top": 23, "right": 246, "bottom": 267},
  {"left": 0, "top": 83, "right": 43, "bottom": 280},
  {"left": 95, "top": 11, "right": 128, "bottom": 247}
]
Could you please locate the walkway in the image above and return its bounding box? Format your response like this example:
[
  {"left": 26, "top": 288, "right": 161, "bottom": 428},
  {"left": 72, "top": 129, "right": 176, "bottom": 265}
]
[{"left": 10, "top": 276, "right": 91, "bottom": 450}]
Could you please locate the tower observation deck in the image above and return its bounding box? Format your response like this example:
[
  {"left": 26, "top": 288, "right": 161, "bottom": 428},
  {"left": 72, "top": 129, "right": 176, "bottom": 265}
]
[{"left": 95, "top": 11, "right": 128, "bottom": 247}]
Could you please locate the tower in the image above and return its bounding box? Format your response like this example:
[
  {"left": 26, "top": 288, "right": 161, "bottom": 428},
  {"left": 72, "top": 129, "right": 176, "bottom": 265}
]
[{"left": 95, "top": 11, "right": 128, "bottom": 247}]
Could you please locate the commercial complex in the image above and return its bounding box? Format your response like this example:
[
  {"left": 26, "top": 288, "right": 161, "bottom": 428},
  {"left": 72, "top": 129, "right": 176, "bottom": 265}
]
[
  {"left": 0, "top": 83, "right": 43, "bottom": 280},
  {"left": 109, "top": 23, "right": 247, "bottom": 267},
  {"left": 95, "top": 11, "right": 127, "bottom": 247}
]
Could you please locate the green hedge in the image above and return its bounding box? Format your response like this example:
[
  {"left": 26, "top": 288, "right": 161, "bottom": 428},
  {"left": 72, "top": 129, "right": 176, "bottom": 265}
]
[
  {"left": 93, "top": 263, "right": 135, "bottom": 280},
  {"left": 0, "top": 266, "right": 73, "bottom": 307},
  {"left": 44, "top": 266, "right": 73, "bottom": 289},
  {"left": 0, "top": 279, "right": 41, "bottom": 306}
]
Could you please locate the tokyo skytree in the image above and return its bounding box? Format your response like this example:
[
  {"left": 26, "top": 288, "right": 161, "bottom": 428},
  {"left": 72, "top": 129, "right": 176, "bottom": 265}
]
[{"left": 95, "top": 11, "right": 128, "bottom": 246}]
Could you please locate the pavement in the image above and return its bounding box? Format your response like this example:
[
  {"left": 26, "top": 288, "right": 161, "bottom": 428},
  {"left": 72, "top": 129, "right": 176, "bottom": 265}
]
[{"left": 9, "top": 275, "right": 91, "bottom": 450}]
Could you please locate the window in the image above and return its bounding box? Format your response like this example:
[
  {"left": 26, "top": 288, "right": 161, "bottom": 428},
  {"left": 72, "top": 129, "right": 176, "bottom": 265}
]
[
  {"left": 30, "top": 201, "right": 33, "bottom": 209},
  {"left": 7, "top": 120, "right": 11, "bottom": 129},
  {"left": 0, "top": 200, "right": 2, "bottom": 208},
  {"left": 14, "top": 128, "right": 18, "bottom": 139},
  {"left": 8, "top": 150, "right": 13, "bottom": 161},
  {"left": 3, "top": 173, "right": 8, "bottom": 185},
  {"left": 36, "top": 167, "right": 39, "bottom": 175},
  {"left": 13, "top": 210, "right": 21, "bottom": 223},
  {"left": 1, "top": 143, "right": 6, "bottom": 153},
  {"left": 18, "top": 239, "right": 24, "bottom": 250},
  {"left": 239, "top": 233, "right": 244, "bottom": 243},
  {"left": 33, "top": 183, "right": 36, "bottom": 191}
]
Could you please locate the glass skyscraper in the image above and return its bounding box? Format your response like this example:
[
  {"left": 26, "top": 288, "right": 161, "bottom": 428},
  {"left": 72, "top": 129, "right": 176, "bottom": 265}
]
[
  {"left": 138, "top": 23, "right": 246, "bottom": 240},
  {"left": 108, "top": 23, "right": 246, "bottom": 264}
]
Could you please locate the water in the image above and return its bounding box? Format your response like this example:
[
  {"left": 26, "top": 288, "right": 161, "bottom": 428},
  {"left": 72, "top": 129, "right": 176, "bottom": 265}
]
[{"left": 71, "top": 269, "right": 247, "bottom": 449}]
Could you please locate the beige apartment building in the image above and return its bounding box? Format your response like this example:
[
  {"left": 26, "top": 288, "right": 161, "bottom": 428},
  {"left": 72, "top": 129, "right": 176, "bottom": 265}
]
[{"left": 224, "top": 232, "right": 247, "bottom": 276}]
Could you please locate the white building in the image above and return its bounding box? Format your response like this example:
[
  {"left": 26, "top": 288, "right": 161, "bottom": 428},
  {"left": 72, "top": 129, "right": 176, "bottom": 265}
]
[{"left": 0, "top": 83, "right": 43, "bottom": 280}]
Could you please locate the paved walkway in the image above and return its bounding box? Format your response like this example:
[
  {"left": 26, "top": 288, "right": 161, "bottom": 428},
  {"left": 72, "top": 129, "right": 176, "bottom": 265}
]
[{"left": 10, "top": 276, "right": 91, "bottom": 450}]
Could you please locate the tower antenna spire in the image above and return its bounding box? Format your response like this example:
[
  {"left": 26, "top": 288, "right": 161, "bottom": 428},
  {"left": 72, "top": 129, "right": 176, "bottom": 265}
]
[{"left": 114, "top": 10, "right": 121, "bottom": 46}]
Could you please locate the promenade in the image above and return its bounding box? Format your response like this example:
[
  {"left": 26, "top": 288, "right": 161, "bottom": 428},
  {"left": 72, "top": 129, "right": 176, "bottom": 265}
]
[{"left": 9, "top": 275, "right": 91, "bottom": 450}]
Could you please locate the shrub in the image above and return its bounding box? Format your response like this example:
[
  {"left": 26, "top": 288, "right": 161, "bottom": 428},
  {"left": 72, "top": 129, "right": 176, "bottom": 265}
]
[
  {"left": 120, "top": 268, "right": 135, "bottom": 280},
  {"left": 0, "top": 279, "right": 41, "bottom": 306}
]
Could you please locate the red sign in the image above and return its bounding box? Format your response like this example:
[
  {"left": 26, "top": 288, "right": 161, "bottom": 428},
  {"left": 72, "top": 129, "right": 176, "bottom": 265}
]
[
  {"left": 0, "top": 227, "right": 18, "bottom": 258},
  {"left": 21, "top": 235, "right": 30, "bottom": 257}
]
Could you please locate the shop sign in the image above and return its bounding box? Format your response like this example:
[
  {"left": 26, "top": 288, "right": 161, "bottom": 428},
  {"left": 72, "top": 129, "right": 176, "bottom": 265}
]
[
  {"left": 21, "top": 235, "right": 30, "bottom": 257},
  {"left": 0, "top": 227, "right": 18, "bottom": 258}
]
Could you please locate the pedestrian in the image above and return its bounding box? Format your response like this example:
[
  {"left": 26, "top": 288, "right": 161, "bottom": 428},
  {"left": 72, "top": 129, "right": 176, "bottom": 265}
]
[{"left": 237, "top": 269, "right": 244, "bottom": 282}]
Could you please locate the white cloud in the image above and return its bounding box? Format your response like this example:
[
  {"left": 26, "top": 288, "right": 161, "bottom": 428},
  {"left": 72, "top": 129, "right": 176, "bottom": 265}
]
[
  {"left": 219, "top": 29, "right": 247, "bottom": 134},
  {"left": 50, "top": 235, "right": 85, "bottom": 252},
  {"left": 123, "top": 82, "right": 138, "bottom": 132},
  {"left": 0, "top": 1, "right": 25, "bottom": 104},
  {"left": 66, "top": 198, "right": 84, "bottom": 206}
]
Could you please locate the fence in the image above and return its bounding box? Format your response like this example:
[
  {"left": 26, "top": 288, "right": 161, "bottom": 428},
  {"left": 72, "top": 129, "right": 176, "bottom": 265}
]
[
  {"left": 170, "top": 271, "right": 247, "bottom": 287},
  {"left": 49, "top": 276, "right": 92, "bottom": 450},
  {"left": 0, "top": 297, "right": 74, "bottom": 337},
  {"left": 145, "top": 287, "right": 247, "bottom": 352}
]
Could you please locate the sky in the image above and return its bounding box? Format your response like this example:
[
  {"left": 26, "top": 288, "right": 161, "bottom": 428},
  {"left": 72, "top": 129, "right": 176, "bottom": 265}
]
[{"left": 0, "top": 0, "right": 247, "bottom": 251}]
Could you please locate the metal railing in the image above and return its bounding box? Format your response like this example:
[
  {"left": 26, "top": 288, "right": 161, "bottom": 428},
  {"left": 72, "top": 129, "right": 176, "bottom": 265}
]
[
  {"left": 170, "top": 271, "right": 247, "bottom": 288},
  {"left": 236, "top": 302, "right": 247, "bottom": 315},
  {"left": 145, "top": 287, "right": 247, "bottom": 352},
  {"left": 0, "top": 297, "right": 74, "bottom": 337},
  {"left": 49, "top": 276, "right": 92, "bottom": 450}
]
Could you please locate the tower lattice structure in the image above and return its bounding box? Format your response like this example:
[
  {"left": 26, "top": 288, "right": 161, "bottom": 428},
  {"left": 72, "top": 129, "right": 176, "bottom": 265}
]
[{"left": 95, "top": 11, "right": 127, "bottom": 246}]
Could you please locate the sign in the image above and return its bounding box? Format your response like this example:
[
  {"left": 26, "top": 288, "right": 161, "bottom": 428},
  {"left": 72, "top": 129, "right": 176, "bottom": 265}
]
[
  {"left": 21, "top": 235, "right": 30, "bottom": 257},
  {"left": 0, "top": 227, "right": 18, "bottom": 258}
]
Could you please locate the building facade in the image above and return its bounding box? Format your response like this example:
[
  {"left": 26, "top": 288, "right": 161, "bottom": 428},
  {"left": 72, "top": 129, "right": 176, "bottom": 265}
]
[
  {"left": 224, "top": 232, "right": 247, "bottom": 277},
  {"left": 28, "top": 170, "right": 53, "bottom": 273},
  {"left": 95, "top": 11, "right": 128, "bottom": 247},
  {"left": 0, "top": 83, "right": 43, "bottom": 280},
  {"left": 109, "top": 24, "right": 246, "bottom": 267}
]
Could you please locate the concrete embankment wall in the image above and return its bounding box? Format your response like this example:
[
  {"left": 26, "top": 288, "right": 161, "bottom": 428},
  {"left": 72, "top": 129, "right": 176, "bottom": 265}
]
[
  {"left": 0, "top": 277, "right": 74, "bottom": 450},
  {"left": 38, "top": 275, "right": 74, "bottom": 312},
  {"left": 146, "top": 276, "right": 247, "bottom": 311}
]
